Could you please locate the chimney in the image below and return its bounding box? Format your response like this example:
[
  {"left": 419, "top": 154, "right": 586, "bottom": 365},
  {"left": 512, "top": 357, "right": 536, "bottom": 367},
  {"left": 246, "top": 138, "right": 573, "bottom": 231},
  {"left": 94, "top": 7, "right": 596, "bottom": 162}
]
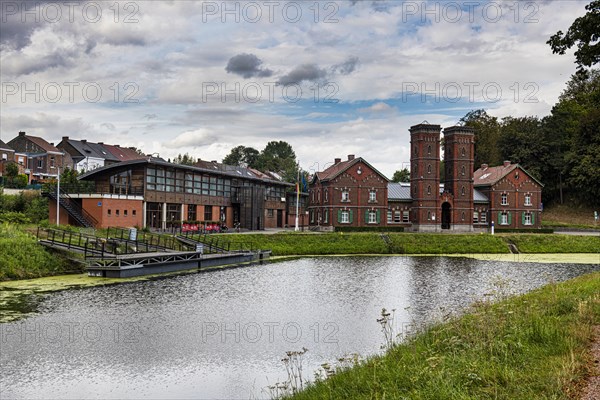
[
  {"left": 98, "top": 142, "right": 104, "bottom": 145},
  {"left": 347, "top": 154, "right": 355, "bottom": 161},
  {"left": 81, "top": 139, "right": 87, "bottom": 144},
  {"left": 211, "top": 160, "right": 217, "bottom": 163},
  {"left": 50, "top": 142, "right": 54, "bottom": 146},
  {"left": 115, "top": 144, "right": 120, "bottom": 148},
  {"left": 481, "top": 163, "right": 488, "bottom": 170},
  {"left": 62, "top": 136, "right": 69, "bottom": 141},
  {"left": 19, "top": 131, "right": 26, "bottom": 137},
  {"left": 334, "top": 158, "right": 341, "bottom": 164},
  {"left": 503, "top": 160, "right": 511, "bottom": 167}
]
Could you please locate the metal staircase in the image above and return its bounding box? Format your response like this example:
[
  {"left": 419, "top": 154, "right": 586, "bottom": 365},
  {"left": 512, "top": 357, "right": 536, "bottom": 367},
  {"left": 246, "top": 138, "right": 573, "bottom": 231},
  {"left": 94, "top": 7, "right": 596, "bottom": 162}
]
[{"left": 42, "top": 186, "right": 98, "bottom": 228}]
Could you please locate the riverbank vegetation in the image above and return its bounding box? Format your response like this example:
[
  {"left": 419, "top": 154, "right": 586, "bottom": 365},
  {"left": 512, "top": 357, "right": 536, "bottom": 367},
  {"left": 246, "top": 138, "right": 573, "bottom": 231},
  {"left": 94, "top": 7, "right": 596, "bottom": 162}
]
[
  {"left": 0, "top": 224, "right": 76, "bottom": 281},
  {"left": 289, "top": 271, "right": 600, "bottom": 399}
]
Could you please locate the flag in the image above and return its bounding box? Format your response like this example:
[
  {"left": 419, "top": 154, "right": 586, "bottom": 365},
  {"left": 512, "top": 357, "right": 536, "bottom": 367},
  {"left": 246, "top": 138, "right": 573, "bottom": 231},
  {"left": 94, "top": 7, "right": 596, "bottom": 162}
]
[{"left": 301, "top": 174, "right": 308, "bottom": 192}]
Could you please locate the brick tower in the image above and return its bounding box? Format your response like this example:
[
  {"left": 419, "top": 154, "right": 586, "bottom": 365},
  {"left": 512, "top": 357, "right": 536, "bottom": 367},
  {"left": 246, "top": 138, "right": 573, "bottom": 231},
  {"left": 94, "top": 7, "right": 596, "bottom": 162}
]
[
  {"left": 442, "top": 126, "right": 475, "bottom": 231},
  {"left": 410, "top": 123, "right": 441, "bottom": 231}
]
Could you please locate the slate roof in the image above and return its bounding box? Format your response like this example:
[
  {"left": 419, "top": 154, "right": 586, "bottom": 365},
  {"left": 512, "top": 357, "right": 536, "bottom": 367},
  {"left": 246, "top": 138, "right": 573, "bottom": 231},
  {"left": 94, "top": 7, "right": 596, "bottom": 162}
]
[
  {"left": 387, "top": 182, "right": 488, "bottom": 203},
  {"left": 65, "top": 139, "right": 119, "bottom": 161}
]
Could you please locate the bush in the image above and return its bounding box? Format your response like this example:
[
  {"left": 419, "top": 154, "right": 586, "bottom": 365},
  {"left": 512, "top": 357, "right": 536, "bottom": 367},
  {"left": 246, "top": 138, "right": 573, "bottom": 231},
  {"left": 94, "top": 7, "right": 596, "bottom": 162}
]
[
  {"left": 0, "top": 212, "right": 31, "bottom": 224},
  {"left": 495, "top": 228, "right": 554, "bottom": 234},
  {"left": 335, "top": 226, "right": 405, "bottom": 233}
]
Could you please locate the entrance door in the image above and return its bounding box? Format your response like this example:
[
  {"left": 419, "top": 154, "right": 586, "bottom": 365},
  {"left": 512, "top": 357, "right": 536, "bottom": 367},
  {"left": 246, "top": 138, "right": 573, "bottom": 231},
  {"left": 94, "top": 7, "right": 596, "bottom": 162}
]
[
  {"left": 276, "top": 210, "right": 283, "bottom": 228},
  {"left": 441, "top": 202, "right": 451, "bottom": 229}
]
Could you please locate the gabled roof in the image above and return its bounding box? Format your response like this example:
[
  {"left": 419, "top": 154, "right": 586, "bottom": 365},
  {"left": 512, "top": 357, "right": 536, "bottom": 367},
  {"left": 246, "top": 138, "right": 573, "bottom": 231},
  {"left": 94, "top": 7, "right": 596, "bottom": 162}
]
[
  {"left": 63, "top": 139, "right": 119, "bottom": 161},
  {"left": 21, "top": 135, "right": 62, "bottom": 153},
  {"left": 102, "top": 144, "right": 146, "bottom": 162},
  {"left": 474, "top": 163, "right": 543, "bottom": 187},
  {"left": 0, "top": 140, "right": 15, "bottom": 152},
  {"left": 387, "top": 182, "right": 489, "bottom": 203},
  {"left": 314, "top": 157, "right": 389, "bottom": 183}
]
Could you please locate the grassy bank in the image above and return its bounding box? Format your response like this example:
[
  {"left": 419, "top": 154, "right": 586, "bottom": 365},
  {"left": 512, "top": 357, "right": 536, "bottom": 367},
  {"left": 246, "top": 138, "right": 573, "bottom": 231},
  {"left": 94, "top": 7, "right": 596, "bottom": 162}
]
[
  {"left": 0, "top": 224, "right": 77, "bottom": 281},
  {"left": 542, "top": 203, "right": 600, "bottom": 230},
  {"left": 290, "top": 271, "right": 600, "bottom": 400},
  {"left": 218, "top": 232, "right": 598, "bottom": 256}
]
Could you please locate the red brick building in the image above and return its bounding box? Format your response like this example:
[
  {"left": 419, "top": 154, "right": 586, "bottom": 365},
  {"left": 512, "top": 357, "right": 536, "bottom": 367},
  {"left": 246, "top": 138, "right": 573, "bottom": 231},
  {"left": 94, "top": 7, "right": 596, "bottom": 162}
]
[
  {"left": 474, "top": 162, "right": 543, "bottom": 229},
  {"left": 308, "top": 155, "right": 389, "bottom": 230},
  {"left": 309, "top": 123, "right": 543, "bottom": 231},
  {"left": 7, "top": 132, "right": 72, "bottom": 183}
]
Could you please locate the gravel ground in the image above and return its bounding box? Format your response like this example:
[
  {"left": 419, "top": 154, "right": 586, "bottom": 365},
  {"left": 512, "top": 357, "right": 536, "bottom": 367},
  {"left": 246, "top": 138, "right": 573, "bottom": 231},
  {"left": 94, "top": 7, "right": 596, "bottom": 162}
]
[{"left": 581, "top": 326, "right": 600, "bottom": 400}]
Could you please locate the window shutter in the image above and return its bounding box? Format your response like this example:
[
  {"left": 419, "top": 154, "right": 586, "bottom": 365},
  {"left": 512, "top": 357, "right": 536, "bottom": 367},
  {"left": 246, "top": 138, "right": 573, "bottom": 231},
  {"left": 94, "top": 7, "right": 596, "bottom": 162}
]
[
  {"left": 521, "top": 212, "right": 525, "bottom": 226},
  {"left": 365, "top": 209, "right": 369, "bottom": 223},
  {"left": 531, "top": 212, "right": 535, "bottom": 225},
  {"left": 349, "top": 210, "right": 353, "bottom": 224},
  {"left": 376, "top": 210, "right": 381, "bottom": 224},
  {"left": 497, "top": 212, "right": 502, "bottom": 224},
  {"left": 337, "top": 209, "right": 341, "bottom": 223},
  {"left": 508, "top": 212, "right": 512, "bottom": 225}
]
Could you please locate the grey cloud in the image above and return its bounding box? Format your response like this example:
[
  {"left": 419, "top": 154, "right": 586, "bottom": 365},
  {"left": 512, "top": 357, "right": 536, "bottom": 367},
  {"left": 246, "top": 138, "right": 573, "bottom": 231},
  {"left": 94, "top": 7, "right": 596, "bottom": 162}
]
[
  {"left": 144, "top": 114, "right": 158, "bottom": 120},
  {"left": 225, "top": 53, "right": 273, "bottom": 78},
  {"left": 0, "top": 113, "right": 97, "bottom": 142},
  {"left": 101, "top": 123, "right": 116, "bottom": 131},
  {"left": 277, "top": 64, "right": 328, "bottom": 85},
  {"left": 332, "top": 56, "right": 359, "bottom": 75}
]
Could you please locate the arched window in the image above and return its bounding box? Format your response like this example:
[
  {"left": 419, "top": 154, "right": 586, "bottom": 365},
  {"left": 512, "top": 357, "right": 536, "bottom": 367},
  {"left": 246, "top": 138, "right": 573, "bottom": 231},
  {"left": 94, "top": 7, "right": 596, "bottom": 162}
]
[
  {"left": 461, "top": 147, "right": 466, "bottom": 157},
  {"left": 427, "top": 145, "right": 432, "bottom": 155},
  {"left": 427, "top": 211, "right": 431, "bottom": 220},
  {"left": 461, "top": 212, "right": 465, "bottom": 221},
  {"left": 427, "top": 164, "right": 432, "bottom": 174},
  {"left": 427, "top": 185, "right": 431, "bottom": 195},
  {"left": 461, "top": 186, "right": 465, "bottom": 196},
  {"left": 461, "top": 165, "right": 465, "bottom": 176}
]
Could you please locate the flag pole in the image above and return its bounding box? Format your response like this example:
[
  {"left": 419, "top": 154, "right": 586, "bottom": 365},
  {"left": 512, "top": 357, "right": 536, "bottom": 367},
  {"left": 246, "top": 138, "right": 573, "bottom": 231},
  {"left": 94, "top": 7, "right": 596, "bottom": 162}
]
[{"left": 295, "top": 162, "right": 300, "bottom": 231}]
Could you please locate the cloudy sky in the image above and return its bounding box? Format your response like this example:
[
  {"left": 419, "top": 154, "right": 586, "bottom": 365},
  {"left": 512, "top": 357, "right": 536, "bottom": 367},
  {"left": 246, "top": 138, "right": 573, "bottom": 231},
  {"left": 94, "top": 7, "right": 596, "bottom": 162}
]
[{"left": 0, "top": 0, "right": 588, "bottom": 177}]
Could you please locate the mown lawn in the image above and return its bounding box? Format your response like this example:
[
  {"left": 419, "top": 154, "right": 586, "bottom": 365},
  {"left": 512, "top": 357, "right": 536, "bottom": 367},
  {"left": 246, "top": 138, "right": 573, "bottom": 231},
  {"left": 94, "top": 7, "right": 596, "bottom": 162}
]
[{"left": 505, "top": 234, "right": 600, "bottom": 253}]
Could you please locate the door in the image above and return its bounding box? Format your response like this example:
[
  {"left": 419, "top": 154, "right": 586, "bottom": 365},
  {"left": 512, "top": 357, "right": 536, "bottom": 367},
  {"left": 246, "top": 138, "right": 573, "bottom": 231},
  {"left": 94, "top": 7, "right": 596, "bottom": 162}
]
[
  {"left": 276, "top": 210, "right": 283, "bottom": 228},
  {"left": 441, "top": 202, "right": 451, "bottom": 229}
]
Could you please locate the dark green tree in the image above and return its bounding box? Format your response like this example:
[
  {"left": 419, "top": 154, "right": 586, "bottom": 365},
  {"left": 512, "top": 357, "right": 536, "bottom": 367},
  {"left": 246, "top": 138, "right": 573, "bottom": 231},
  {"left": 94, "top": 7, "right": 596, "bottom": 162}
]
[
  {"left": 256, "top": 141, "right": 298, "bottom": 182},
  {"left": 391, "top": 168, "right": 410, "bottom": 183},
  {"left": 547, "top": 1, "right": 600, "bottom": 71},
  {"left": 173, "top": 153, "right": 195, "bottom": 166},
  {"left": 460, "top": 109, "right": 502, "bottom": 167},
  {"left": 498, "top": 116, "right": 545, "bottom": 179},
  {"left": 222, "top": 145, "right": 260, "bottom": 168}
]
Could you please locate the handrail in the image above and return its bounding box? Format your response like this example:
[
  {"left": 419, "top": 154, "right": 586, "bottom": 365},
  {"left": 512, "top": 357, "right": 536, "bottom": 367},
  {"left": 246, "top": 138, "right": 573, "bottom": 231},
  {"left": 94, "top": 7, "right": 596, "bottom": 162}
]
[
  {"left": 44, "top": 186, "right": 99, "bottom": 227},
  {"left": 43, "top": 182, "right": 144, "bottom": 196}
]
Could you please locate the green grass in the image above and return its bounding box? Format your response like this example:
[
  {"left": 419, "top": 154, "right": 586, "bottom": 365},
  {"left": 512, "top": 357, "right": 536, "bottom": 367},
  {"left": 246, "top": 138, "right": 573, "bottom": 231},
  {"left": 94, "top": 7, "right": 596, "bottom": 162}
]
[
  {"left": 0, "top": 223, "right": 77, "bottom": 281},
  {"left": 387, "top": 233, "right": 509, "bottom": 254},
  {"left": 218, "top": 232, "right": 389, "bottom": 255},
  {"left": 289, "top": 272, "right": 600, "bottom": 400},
  {"left": 505, "top": 234, "right": 600, "bottom": 253}
]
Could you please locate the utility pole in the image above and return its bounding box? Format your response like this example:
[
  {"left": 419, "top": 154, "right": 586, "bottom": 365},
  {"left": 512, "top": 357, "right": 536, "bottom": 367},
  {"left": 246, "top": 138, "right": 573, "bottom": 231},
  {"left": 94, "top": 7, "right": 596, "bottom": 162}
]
[
  {"left": 295, "top": 163, "right": 300, "bottom": 231},
  {"left": 56, "top": 166, "right": 60, "bottom": 226}
]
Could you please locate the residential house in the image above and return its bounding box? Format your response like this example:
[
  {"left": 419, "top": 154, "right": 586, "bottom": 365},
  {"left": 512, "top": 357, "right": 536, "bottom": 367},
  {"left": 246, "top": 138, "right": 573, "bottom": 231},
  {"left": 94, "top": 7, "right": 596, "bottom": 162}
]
[{"left": 7, "top": 132, "right": 72, "bottom": 182}]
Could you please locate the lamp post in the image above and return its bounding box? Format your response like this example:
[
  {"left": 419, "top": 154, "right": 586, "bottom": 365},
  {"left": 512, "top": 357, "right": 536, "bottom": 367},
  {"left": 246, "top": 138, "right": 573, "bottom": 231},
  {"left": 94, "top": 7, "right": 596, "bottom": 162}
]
[{"left": 56, "top": 166, "right": 60, "bottom": 226}]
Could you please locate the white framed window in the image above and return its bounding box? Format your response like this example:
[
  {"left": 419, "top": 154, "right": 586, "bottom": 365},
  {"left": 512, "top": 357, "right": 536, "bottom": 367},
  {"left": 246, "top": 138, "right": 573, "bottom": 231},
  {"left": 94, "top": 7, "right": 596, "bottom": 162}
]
[
  {"left": 37, "top": 158, "right": 43, "bottom": 168},
  {"left": 310, "top": 210, "right": 314, "bottom": 223},
  {"left": 525, "top": 194, "right": 532, "bottom": 206},
  {"left": 369, "top": 190, "right": 376, "bottom": 202},
  {"left": 403, "top": 211, "right": 409, "bottom": 223},
  {"left": 524, "top": 212, "right": 532, "bottom": 225},
  {"left": 18, "top": 156, "right": 24, "bottom": 165},
  {"left": 50, "top": 156, "right": 55, "bottom": 168},
  {"left": 500, "top": 212, "right": 508, "bottom": 225},
  {"left": 341, "top": 190, "right": 349, "bottom": 202},
  {"left": 341, "top": 210, "right": 349, "bottom": 223},
  {"left": 324, "top": 190, "right": 328, "bottom": 202},
  {"left": 473, "top": 211, "right": 479, "bottom": 223},
  {"left": 311, "top": 190, "right": 315, "bottom": 203},
  {"left": 501, "top": 193, "right": 508, "bottom": 205},
  {"left": 1, "top": 153, "right": 6, "bottom": 160},
  {"left": 317, "top": 191, "right": 320, "bottom": 202},
  {"left": 324, "top": 210, "right": 328, "bottom": 224},
  {"left": 387, "top": 211, "right": 392, "bottom": 223},
  {"left": 368, "top": 210, "right": 377, "bottom": 224},
  {"left": 394, "top": 211, "right": 401, "bottom": 223},
  {"left": 480, "top": 212, "right": 487, "bottom": 223}
]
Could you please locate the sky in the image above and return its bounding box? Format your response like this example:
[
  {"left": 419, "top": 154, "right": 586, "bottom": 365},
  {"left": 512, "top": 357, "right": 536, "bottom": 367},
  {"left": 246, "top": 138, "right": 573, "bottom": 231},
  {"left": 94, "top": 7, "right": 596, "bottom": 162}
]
[{"left": 0, "top": 0, "right": 589, "bottom": 178}]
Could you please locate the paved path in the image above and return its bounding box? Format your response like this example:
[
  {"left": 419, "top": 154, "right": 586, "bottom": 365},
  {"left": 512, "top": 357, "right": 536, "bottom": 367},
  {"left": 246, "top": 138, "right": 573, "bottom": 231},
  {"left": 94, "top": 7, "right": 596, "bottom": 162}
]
[{"left": 555, "top": 230, "right": 600, "bottom": 236}]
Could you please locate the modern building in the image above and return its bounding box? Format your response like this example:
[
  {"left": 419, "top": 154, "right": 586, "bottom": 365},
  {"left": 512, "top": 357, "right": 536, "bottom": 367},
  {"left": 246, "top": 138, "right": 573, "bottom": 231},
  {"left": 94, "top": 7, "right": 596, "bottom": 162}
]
[
  {"left": 7, "top": 132, "right": 72, "bottom": 183},
  {"left": 308, "top": 123, "right": 543, "bottom": 231},
  {"left": 49, "top": 158, "right": 306, "bottom": 230}
]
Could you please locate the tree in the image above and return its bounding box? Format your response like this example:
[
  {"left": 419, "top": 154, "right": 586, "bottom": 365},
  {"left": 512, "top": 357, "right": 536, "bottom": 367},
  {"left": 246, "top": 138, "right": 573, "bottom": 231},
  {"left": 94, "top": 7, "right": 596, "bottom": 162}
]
[
  {"left": 222, "top": 145, "right": 260, "bottom": 168},
  {"left": 547, "top": 1, "right": 600, "bottom": 71},
  {"left": 391, "top": 168, "right": 410, "bottom": 183},
  {"left": 5, "top": 162, "right": 18, "bottom": 180},
  {"left": 256, "top": 141, "right": 298, "bottom": 182},
  {"left": 173, "top": 153, "right": 195, "bottom": 166},
  {"left": 498, "top": 116, "right": 545, "bottom": 180},
  {"left": 460, "top": 109, "right": 502, "bottom": 167},
  {"left": 60, "top": 167, "right": 79, "bottom": 185}
]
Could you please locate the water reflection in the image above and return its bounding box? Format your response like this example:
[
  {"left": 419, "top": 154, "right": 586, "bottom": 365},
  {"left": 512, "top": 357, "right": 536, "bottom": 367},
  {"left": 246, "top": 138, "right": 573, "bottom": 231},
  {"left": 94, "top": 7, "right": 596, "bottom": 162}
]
[{"left": 1, "top": 256, "right": 598, "bottom": 399}]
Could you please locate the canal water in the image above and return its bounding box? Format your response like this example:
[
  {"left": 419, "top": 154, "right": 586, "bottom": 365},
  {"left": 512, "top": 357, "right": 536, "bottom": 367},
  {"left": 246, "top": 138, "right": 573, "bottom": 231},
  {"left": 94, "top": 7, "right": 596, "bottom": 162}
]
[{"left": 1, "top": 256, "right": 599, "bottom": 399}]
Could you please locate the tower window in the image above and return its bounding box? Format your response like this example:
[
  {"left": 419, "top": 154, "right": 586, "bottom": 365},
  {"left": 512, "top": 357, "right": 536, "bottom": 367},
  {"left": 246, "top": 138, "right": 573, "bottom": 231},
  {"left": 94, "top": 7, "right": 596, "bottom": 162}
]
[
  {"left": 427, "top": 185, "right": 431, "bottom": 195},
  {"left": 427, "top": 145, "right": 431, "bottom": 155},
  {"left": 461, "top": 147, "right": 466, "bottom": 157},
  {"left": 427, "top": 164, "right": 431, "bottom": 174},
  {"left": 461, "top": 165, "right": 465, "bottom": 176},
  {"left": 461, "top": 186, "right": 465, "bottom": 196}
]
